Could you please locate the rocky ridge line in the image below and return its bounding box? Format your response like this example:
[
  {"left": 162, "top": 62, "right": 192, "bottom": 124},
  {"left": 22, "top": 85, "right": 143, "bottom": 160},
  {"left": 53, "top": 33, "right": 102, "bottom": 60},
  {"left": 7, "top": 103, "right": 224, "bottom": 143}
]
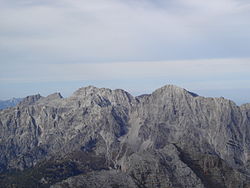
[{"left": 0, "top": 85, "right": 250, "bottom": 188}]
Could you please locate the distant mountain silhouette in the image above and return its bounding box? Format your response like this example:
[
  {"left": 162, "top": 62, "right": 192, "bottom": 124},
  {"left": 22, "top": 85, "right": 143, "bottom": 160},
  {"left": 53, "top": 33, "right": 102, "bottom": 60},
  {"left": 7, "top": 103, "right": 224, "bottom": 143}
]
[{"left": 0, "top": 97, "right": 23, "bottom": 109}]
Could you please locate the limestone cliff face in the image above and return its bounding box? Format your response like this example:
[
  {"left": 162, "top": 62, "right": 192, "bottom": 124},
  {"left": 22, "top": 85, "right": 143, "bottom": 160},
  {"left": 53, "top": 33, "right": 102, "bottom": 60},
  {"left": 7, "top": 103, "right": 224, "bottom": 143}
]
[{"left": 0, "top": 85, "right": 250, "bottom": 188}]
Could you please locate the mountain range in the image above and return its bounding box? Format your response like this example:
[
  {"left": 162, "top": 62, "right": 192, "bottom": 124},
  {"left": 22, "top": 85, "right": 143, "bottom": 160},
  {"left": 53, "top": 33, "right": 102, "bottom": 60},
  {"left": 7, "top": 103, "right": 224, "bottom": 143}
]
[
  {"left": 0, "top": 98, "right": 23, "bottom": 110},
  {"left": 0, "top": 85, "right": 250, "bottom": 188}
]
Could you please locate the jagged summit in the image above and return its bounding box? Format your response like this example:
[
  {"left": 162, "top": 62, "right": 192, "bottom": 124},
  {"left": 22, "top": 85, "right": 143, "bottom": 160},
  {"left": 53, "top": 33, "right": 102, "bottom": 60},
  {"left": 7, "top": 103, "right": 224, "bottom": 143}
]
[
  {"left": 153, "top": 84, "right": 199, "bottom": 97},
  {"left": 1, "top": 85, "right": 250, "bottom": 187},
  {"left": 69, "top": 85, "right": 134, "bottom": 108},
  {"left": 71, "top": 85, "right": 112, "bottom": 97},
  {"left": 43, "top": 92, "right": 63, "bottom": 100},
  {"left": 157, "top": 84, "right": 185, "bottom": 91},
  {"left": 35, "top": 92, "right": 63, "bottom": 106},
  {"left": 18, "top": 94, "right": 42, "bottom": 106},
  {"left": 48, "top": 92, "right": 63, "bottom": 99},
  {"left": 7, "top": 85, "right": 240, "bottom": 110}
]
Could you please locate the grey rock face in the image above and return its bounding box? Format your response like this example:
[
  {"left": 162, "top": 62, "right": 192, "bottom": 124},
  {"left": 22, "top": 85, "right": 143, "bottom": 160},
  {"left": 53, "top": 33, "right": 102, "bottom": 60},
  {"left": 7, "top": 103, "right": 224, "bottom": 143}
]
[
  {"left": 0, "top": 85, "right": 250, "bottom": 188},
  {"left": 51, "top": 170, "right": 138, "bottom": 188},
  {"left": 18, "top": 94, "right": 42, "bottom": 106}
]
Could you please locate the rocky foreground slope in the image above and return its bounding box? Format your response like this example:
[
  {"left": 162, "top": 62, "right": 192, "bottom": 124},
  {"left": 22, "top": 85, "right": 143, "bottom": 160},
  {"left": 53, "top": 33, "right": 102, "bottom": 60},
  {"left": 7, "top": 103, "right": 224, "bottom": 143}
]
[{"left": 0, "top": 85, "right": 250, "bottom": 188}]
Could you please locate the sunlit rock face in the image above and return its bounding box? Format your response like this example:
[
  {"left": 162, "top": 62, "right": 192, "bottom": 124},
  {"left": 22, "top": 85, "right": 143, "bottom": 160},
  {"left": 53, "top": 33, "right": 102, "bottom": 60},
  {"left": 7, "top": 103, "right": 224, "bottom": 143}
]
[{"left": 0, "top": 85, "right": 250, "bottom": 188}]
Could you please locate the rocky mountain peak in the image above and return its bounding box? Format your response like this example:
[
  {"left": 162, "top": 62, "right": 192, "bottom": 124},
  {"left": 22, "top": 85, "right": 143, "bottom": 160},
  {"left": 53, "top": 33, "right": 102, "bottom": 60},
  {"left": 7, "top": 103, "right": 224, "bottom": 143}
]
[
  {"left": 47, "top": 92, "right": 63, "bottom": 99},
  {"left": 0, "top": 85, "right": 250, "bottom": 188},
  {"left": 72, "top": 85, "right": 100, "bottom": 97},
  {"left": 69, "top": 86, "right": 134, "bottom": 108},
  {"left": 35, "top": 93, "right": 63, "bottom": 106},
  {"left": 18, "top": 94, "right": 42, "bottom": 106},
  {"left": 153, "top": 84, "right": 198, "bottom": 98}
]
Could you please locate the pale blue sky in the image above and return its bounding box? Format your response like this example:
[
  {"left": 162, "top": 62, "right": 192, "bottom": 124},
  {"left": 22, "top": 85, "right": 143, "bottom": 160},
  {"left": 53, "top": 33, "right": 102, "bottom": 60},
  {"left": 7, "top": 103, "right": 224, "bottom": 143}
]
[{"left": 0, "top": 0, "right": 250, "bottom": 104}]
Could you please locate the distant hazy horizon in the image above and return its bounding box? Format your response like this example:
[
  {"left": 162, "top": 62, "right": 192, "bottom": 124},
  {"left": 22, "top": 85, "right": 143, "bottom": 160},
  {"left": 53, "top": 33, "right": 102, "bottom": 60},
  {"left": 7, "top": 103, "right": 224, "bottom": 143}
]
[{"left": 1, "top": 0, "right": 250, "bottom": 104}]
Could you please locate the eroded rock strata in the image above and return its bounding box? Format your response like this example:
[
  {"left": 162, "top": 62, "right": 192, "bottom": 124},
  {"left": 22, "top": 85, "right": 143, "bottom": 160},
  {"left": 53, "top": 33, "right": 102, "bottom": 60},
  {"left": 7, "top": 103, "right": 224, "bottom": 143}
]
[{"left": 0, "top": 85, "right": 250, "bottom": 188}]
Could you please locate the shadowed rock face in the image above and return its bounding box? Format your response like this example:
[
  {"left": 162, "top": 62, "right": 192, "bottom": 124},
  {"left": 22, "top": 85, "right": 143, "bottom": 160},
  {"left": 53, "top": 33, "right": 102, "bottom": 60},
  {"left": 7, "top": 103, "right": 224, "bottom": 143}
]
[{"left": 0, "top": 85, "right": 250, "bottom": 188}]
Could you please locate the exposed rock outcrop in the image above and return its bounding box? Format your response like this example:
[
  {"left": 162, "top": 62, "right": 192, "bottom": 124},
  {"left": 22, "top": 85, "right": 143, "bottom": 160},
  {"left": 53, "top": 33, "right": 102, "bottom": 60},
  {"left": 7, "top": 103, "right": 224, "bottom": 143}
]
[{"left": 0, "top": 85, "right": 250, "bottom": 188}]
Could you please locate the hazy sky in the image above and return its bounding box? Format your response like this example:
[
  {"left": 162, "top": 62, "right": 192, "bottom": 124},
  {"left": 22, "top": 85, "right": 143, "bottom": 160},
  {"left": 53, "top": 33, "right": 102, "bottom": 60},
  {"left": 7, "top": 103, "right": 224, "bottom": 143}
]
[{"left": 0, "top": 0, "right": 250, "bottom": 104}]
